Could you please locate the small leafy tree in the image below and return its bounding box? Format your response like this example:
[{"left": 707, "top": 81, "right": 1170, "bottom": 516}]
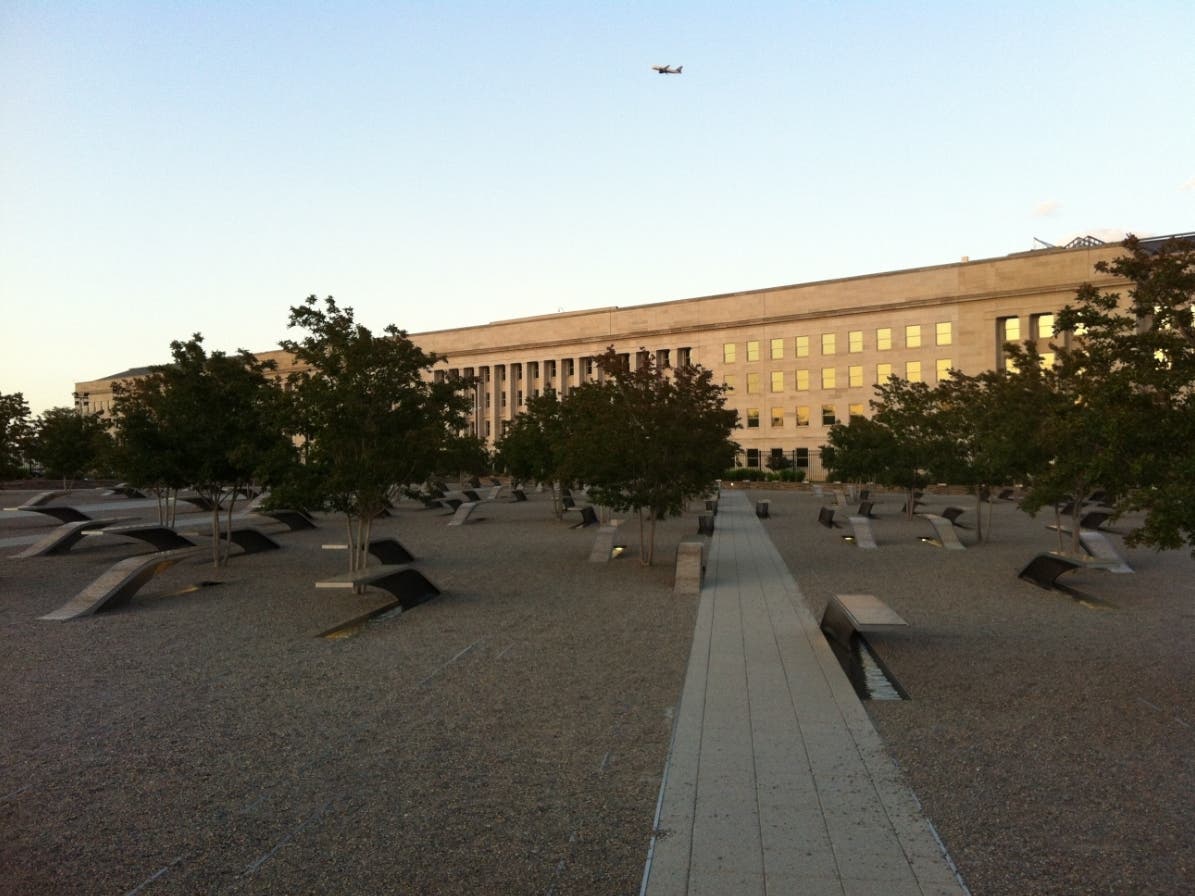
[
  {"left": 823, "top": 376, "right": 948, "bottom": 518},
  {"left": 278, "top": 296, "right": 471, "bottom": 584},
  {"left": 496, "top": 388, "right": 568, "bottom": 517},
  {"left": 559, "top": 348, "right": 737, "bottom": 565},
  {"left": 30, "top": 407, "right": 113, "bottom": 491},
  {"left": 1047, "top": 234, "right": 1195, "bottom": 553},
  {"left": 0, "top": 391, "right": 33, "bottom": 479},
  {"left": 110, "top": 335, "right": 291, "bottom": 566}
]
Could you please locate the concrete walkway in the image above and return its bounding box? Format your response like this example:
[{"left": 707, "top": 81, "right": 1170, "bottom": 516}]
[{"left": 642, "top": 490, "right": 967, "bottom": 896}]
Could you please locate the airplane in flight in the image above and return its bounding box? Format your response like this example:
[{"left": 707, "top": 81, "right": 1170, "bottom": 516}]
[{"left": 651, "top": 64, "right": 683, "bottom": 74}]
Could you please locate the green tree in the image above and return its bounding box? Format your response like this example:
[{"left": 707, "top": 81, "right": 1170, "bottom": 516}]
[
  {"left": 559, "top": 348, "right": 737, "bottom": 565},
  {"left": 30, "top": 407, "right": 113, "bottom": 491},
  {"left": 278, "top": 296, "right": 471, "bottom": 583},
  {"left": 495, "top": 388, "right": 568, "bottom": 517},
  {"left": 0, "top": 391, "right": 33, "bottom": 479},
  {"left": 823, "top": 376, "right": 948, "bottom": 518},
  {"left": 1046, "top": 234, "right": 1195, "bottom": 553},
  {"left": 110, "top": 335, "right": 291, "bottom": 566}
]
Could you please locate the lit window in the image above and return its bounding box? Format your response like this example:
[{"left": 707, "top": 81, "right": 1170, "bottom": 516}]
[
  {"left": 848, "top": 365, "right": 863, "bottom": 388},
  {"left": 723, "top": 343, "right": 737, "bottom": 363},
  {"left": 1039, "top": 352, "right": 1056, "bottom": 369},
  {"left": 822, "top": 333, "right": 836, "bottom": 355},
  {"left": 747, "top": 408, "right": 760, "bottom": 428},
  {"left": 1034, "top": 313, "right": 1055, "bottom": 340},
  {"left": 771, "top": 407, "right": 784, "bottom": 427},
  {"left": 795, "top": 406, "right": 809, "bottom": 427},
  {"left": 905, "top": 325, "right": 922, "bottom": 348},
  {"left": 906, "top": 360, "right": 922, "bottom": 382},
  {"left": 796, "top": 370, "right": 809, "bottom": 391},
  {"left": 936, "top": 322, "right": 952, "bottom": 346},
  {"left": 876, "top": 362, "right": 892, "bottom": 384},
  {"left": 877, "top": 328, "right": 892, "bottom": 350},
  {"left": 770, "top": 371, "right": 784, "bottom": 392},
  {"left": 796, "top": 336, "right": 809, "bottom": 358},
  {"left": 1000, "top": 317, "right": 1021, "bottom": 342},
  {"left": 746, "top": 340, "right": 760, "bottom": 362},
  {"left": 747, "top": 372, "right": 761, "bottom": 393},
  {"left": 822, "top": 367, "right": 836, "bottom": 389},
  {"left": 770, "top": 338, "right": 784, "bottom": 360},
  {"left": 849, "top": 330, "right": 863, "bottom": 353},
  {"left": 848, "top": 403, "right": 865, "bottom": 418},
  {"left": 936, "top": 359, "right": 952, "bottom": 381},
  {"left": 724, "top": 374, "right": 736, "bottom": 391},
  {"left": 1005, "top": 357, "right": 1019, "bottom": 373},
  {"left": 821, "top": 404, "right": 836, "bottom": 426}
]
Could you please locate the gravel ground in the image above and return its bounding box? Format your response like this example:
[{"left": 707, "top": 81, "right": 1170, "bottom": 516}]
[
  {"left": 0, "top": 488, "right": 697, "bottom": 895},
  {"left": 751, "top": 485, "right": 1195, "bottom": 896},
  {"left": 3, "top": 484, "right": 1192, "bottom": 895}
]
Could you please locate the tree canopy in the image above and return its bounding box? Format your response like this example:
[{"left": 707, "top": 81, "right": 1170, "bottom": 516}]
[
  {"left": 558, "top": 349, "right": 738, "bottom": 564},
  {"left": 0, "top": 391, "right": 32, "bottom": 479},
  {"left": 30, "top": 407, "right": 113, "bottom": 490}
]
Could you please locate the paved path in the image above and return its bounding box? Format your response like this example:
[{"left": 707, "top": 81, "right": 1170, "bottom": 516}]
[{"left": 642, "top": 490, "right": 967, "bottom": 895}]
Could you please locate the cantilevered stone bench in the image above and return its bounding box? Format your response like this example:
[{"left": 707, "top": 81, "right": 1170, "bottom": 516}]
[
  {"left": 253, "top": 509, "right": 317, "bottom": 530},
  {"left": 224, "top": 527, "right": 281, "bottom": 555},
  {"left": 919, "top": 513, "right": 965, "bottom": 550},
  {"left": 571, "top": 505, "right": 599, "bottom": 528},
  {"left": 848, "top": 515, "right": 878, "bottom": 549},
  {"left": 446, "top": 501, "right": 481, "bottom": 526},
  {"left": 11, "top": 518, "right": 119, "bottom": 558},
  {"left": 13, "top": 490, "right": 66, "bottom": 507},
  {"left": 673, "top": 539, "right": 705, "bottom": 596},
  {"left": 368, "top": 537, "right": 415, "bottom": 564},
  {"left": 820, "top": 593, "right": 908, "bottom": 647},
  {"left": 316, "top": 566, "right": 439, "bottom": 611},
  {"left": 817, "top": 506, "right": 839, "bottom": 528},
  {"left": 588, "top": 523, "right": 626, "bottom": 562},
  {"left": 104, "top": 524, "right": 197, "bottom": 551},
  {"left": 40, "top": 547, "right": 204, "bottom": 620},
  {"left": 1079, "top": 530, "right": 1132, "bottom": 573},
  {"left": 5, "top": 504, "right": 93, "bottom": 524},
  {"left": 941, "top": 506, "right": 968, "bottom": 528}
]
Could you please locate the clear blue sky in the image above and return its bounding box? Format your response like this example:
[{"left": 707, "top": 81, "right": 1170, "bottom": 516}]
[{"left": 2, "top": 1, "right": 1192, "bottom": 414}]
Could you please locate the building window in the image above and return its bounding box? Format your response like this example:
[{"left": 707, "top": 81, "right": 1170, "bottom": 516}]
[
  {"left": 746, "top": 448, "right": 761, "bottom": 468},
  {"left": 677, "top": 347, "right": 691, "bottom": 367},
  {"left": 746, "top": 340, "right": 760, "bottom": 362},
  {"left": 724, "top": 374, "right": 736, "bottom": 392},
  {"left": 905, "top": 324, "right": 922, "bottom": 348},
  {"left": 723, "top": 343, "right": 737, "bottom": 363},
  {"left": 999, "top": 316, "right": 1021, "bottom": 342},
  {"left": 876, "top": 362, "right": 892, "bottom": 384},
  {"left": 821, "top": 404, "right": 836, "bottom": 426},
  {"left": 877, "top": 327, "right": 892, "bottom": 350},
  {"left": 848, "top": 330, "right": 863, "bottom": 353},
  {"left": 485, "top": 420, "right": 491, "bottom": 437},
  {"left": 822, "top": 333, "right": 836, "bottom": 355},
  {"left": 796, "top": 370, "right": 809, "bottom": 391},
  {"left": 771, "top": 407, "right": 785, "bottom": 427},
  {"left": 795, "top": 447, "right": 810, "bottom": 469},
  {"left": 746, "top": 408, "right": 760, "bottom": 428},
  {"left": 515, "top": 390, "right": 523, "bottom": 407},
  {"left": 501, "top": 392, "right": 507, "bottom": 408},
  {"left": 936, "top": 321, "right": 952, "bottom": 346},
  {"left": 1033, "top": 313, "right": 1055, "bottom": 340},
  {"left": 1039, "top": 351, "right": 1056, "bottom": 368},
  {"left": 770, "top": 371, "right": 784, "bottom": 392},
  {"left": 747, "top": 372, "right": 761, "bottom": 394},
  {"left": 796, "top": 406, "right": 809, "bottom": 427},
  {"left": 906, "top": 360, "right": 922, "bottom": 382},
  {"left": 770, "top": 338, "right": 784, "bottom": 360},
  {"left": 796, "top": 336, "right": 809, "bottom": 358},
  {"left": 848, "top": 365, "right": 863, "bottom": 388},
  {"left": 936, "top": 359, "right": 952, "bottom": 381},
  {"left": 848, "top": 403, "right": 865, "bottom": 418},
  {"left": 821, "top": 367, "right": 836, "bottom": 389}
]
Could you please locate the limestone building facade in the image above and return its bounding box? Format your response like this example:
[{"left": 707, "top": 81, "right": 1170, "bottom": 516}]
[{"left": 74, "top": 237, "right": 1177, "bottom": 478}]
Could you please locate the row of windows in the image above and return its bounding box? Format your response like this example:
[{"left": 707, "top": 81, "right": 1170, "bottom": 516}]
[
  {"left": 723, "top": 323, "right": 952, "bottom": 363},
  {"left": 727, "top": 359, "right": 953, "bottom": 393},
  {"left": 743, "top": 404, "right": 867, "bottom": 428}
]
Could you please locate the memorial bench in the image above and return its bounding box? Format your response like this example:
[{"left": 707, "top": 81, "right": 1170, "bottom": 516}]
[
  {"left": 253, "top": 508, "right": 317, "bottom": 531},
  {"left": 40, "top": 547, "right": 204, "bottom": 620},
  {"left": 5, "top": 503, "right": 93, "bottom": 524},
  {"left": 315, "top": 566, "right": 440, "bottom": 611},
  {"left": 918, "top": 513, "right": 966, "bottom": 550},
  {"left": 847, "top": 515, "right": 877, "bottom": 549},
  {"left": 11, "top": 518, "right": 119, "bottom": 558},
  {"left": 673, "top": 539, "right": 705, "bottom": 595},
  {"left": 820, "top": 593, "right": 908, "bottom": 648},
  {"left": 818, "top": 506, "right": 839, "bottom": 528},
  {"left": 1018, "top": 551, "right": 1122, "bottom": 590}
]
